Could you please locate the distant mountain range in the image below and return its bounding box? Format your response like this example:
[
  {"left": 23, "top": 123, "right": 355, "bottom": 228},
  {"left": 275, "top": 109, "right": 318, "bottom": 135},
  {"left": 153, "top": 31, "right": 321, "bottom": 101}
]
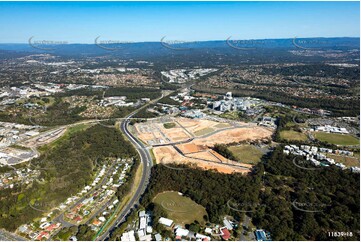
[{"left": 0, "top": 37, "right": 359, "bottom": 60}]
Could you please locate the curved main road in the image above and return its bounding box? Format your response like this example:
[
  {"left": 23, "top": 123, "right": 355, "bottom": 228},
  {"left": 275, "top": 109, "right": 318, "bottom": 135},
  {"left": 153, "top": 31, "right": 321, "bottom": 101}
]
[{"left": 96, "top": 112, "right": 154, "bottom": 241}]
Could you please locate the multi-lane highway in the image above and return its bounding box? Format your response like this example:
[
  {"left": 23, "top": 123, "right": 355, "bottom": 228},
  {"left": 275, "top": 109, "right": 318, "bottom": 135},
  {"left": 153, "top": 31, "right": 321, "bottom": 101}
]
[{"left": 95, "top": 109, "right": 155, "bottom": 240}]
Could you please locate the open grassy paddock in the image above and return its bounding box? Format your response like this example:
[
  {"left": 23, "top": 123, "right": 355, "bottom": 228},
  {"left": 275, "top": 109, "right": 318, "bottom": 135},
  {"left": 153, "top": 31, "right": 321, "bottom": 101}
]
[
  {"left": 153, "top": 191, "right": 207, "bottom": 226},
  {"left": 314, "top": 132, "right": 359, "bottom": 146},
  {"left": 228, "top": 144, "right": 264, "bottom": 164},
  {"left": 280, "top": 130, "right": 308, "bottom": 142},
  {"left": 326, "top": 154, "right": 360, "bottom": 167}
]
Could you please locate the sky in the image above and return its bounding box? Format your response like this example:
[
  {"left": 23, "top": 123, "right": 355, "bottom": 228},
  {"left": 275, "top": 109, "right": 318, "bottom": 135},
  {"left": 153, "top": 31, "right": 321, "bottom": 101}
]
[{"left": 0, "top": 1, "right": 359, "bottom": 43}]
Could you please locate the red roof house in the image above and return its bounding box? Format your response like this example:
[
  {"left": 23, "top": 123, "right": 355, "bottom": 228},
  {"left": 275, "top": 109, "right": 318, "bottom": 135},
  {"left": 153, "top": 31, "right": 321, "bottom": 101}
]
[{"left": 220, "top": 227, "right": 231, "bottom": 240}]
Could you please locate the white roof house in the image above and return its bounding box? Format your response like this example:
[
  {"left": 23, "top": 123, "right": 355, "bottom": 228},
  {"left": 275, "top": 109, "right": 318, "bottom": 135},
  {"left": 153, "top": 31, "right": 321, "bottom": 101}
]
[
  {"left": 121, "top": 230, "right": 136, "bottom": 241},
  {"left": 223, "top": 218, "right": 233, "bottom": 230},
  {"left": 146, "top": 226, "right": 153, "bottom": 234},
  {"left": 137, "top": 229, "right": 145, "bottom": 237},
  {"left": 196, "top": 233, "right": 211, "bottom": 241},
  {"left": 139, "top": 217, "right": 147, "bottom": 230},
  {"left": 175, "top": 228, "right": 189, "bottom": 237},
  {"left": 139, "top": 234, "right": 152, "bottom": 241},
  {"left": 154, "top": 233, "right": 162, "bottom": 241},
  {"left": 158, "top": 217, "right": 173, "bottom": 227},
  {"left": 139, "top": 210, "right": 146, "bottom": 217}
]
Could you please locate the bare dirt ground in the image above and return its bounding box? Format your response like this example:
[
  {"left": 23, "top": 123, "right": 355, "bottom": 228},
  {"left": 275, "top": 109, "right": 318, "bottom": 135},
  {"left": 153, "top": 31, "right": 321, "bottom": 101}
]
[
  {"left": 134, "top": 117, "right": 265, "bottom": 146},
  {"left": 176, "top": 143, "right": 207, "bottom": 154},
  {"left": 153, "top": 146, "right": 251, "bottom": 174},
  {"left": 164, "top": 128, "right": 191, "bottom": 142},
  {"left": 136, "top": 117, "right": 272, "bottom": 174},
  {"left": 187, "top": 151, "right": 222, "bottom": 163},
  {"left": 135, "top": 120, "right": 192, "bottom": 144},
  {"left": 176, "top": 117, "right": 234, "bottom": 135},
  {"left": 192, "top": 127, "right": 272, "bottom": 146}
]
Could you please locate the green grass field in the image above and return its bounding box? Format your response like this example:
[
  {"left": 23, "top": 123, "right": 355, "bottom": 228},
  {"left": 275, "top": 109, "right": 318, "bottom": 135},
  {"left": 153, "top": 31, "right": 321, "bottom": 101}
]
[
  {"left": 314, "top": 132, "right": 360, "bottom": 146},
  {"left": 326, "top": 154, "right": 360, "bottom": 167},
  {"left": 280, "top": 130, "right": 308, "bottom": 141},
  {"left": 194, "top": 127, "right": 214, "bottom": 136},
  {"left": 153, "top": 191, "right": 207, "bottom": 225},
  {"left": 228, "top": 144, "right": 264, "bottom": 164}
]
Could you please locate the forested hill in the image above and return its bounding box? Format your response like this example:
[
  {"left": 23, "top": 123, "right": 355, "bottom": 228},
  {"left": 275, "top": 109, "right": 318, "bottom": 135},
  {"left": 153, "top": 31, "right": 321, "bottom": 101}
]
[
  {"left": 142, "top": 146, "right": 359, "bottom": 241},
  {"left": 0, "top": 125, "right": 138, "bottom": 231},
  {"left": 253, "top": 146, "right": 359, "bottom": 240}
]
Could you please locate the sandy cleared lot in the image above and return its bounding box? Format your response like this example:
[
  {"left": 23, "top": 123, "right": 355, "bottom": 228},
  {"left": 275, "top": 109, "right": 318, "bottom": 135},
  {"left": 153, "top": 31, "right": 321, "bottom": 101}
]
[
  {"left": 193, "top": 127, "right": 272, "bottom": 146},
  {"left": 153, "top": 146, "right": 251, "bottom": 174},
  {"left": 134, "top": 117, "right": 265, "bottom": 146},
  {"left": 137, "top": 117, "right": 272, "bottom": 174},
  {"left": 187, "top": 151, "right": 222, "bottom": 163},
  {"left": 176, "top": 117, "right": 234, "bottom": 136},
  {"left": 164, "top": 128, "right": 191, "bottom": 142},
  {"left": 135, "top": 120, "right": 192, "bottom": 144},
  {"left": 176, "top": 143, "right": 207, "bottom": 154}
]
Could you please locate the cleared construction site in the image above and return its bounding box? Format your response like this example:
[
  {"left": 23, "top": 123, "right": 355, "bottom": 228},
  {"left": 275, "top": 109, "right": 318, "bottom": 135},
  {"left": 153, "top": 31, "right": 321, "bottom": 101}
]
[{"left": 133, "top": 117, "right": 273, "bottom": 174}]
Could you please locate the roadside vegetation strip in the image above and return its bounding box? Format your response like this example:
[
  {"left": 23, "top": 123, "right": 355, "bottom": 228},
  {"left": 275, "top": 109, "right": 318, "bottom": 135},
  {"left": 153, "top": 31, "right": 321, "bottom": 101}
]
[
  {"left": 93, "top": 161, "right": 143, "bottom": 240},
  {"left": 314, "top": 132, "right": 360, "bottom": 146}
]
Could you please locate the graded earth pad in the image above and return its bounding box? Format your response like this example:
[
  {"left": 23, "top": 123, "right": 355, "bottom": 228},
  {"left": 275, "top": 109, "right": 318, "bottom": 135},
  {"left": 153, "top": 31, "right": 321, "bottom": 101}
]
[
  {"left": 176, "top": 143, "right": 207, "bottom": 154},
  {"left": 133, "top": 117, "right": 267, "bottom": 146},
  {"left": 192, "top": 127, "right": 272, "bottom": 146},
  {"left": 153, "top": 146, "right": 252, "bottom": 174},
  {"left": 139, "top": 117, "right": 273, "bottom": 174},
  {"left": 175, "top": 117, "right": 236, "bottom": 136}
]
